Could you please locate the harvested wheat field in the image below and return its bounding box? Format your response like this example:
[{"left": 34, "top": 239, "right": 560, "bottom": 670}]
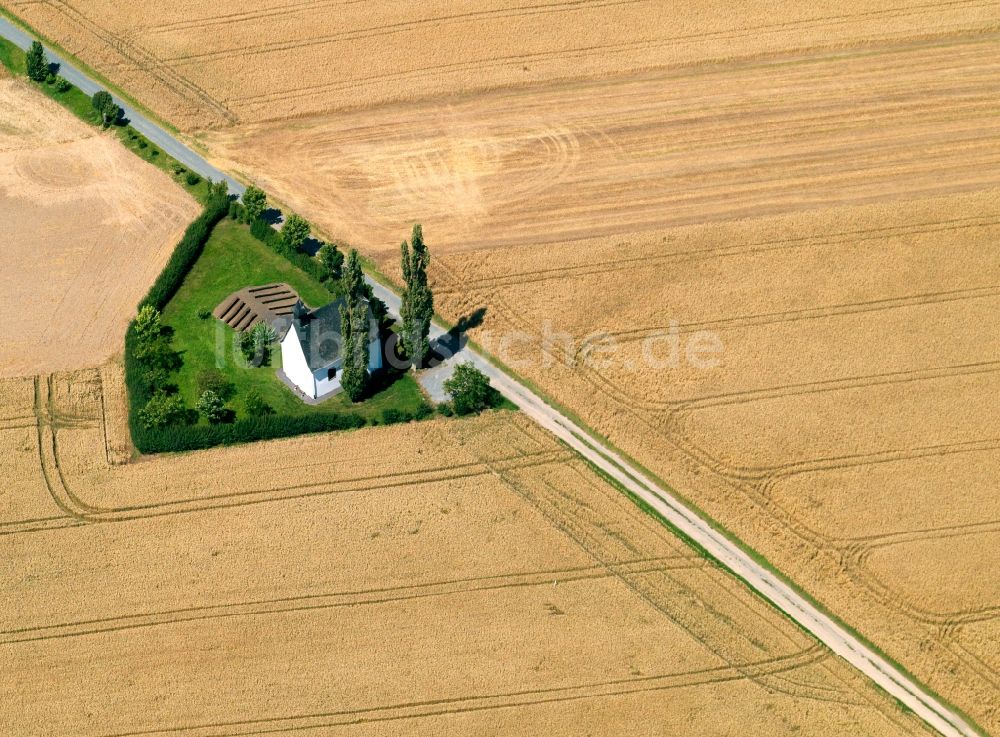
[
  {"left": 7, "top": 0, "right": 1000, "bottom": 130},
  {"left": 0, "top": 365, "right": 935, "bottom": 736},
  {"left": 194, "top": 25, "right": 1000, "bottom": 733},
  {"left": 0, "top": 79, "right": 198, "bottom": 378},
  {"left": 10, "top": 1, "right": 1000, "bottom": 733}
]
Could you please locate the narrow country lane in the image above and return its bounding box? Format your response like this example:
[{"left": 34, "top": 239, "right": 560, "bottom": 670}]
[{"left": 0, "top": 16, "right": 982, "bottom": 737}]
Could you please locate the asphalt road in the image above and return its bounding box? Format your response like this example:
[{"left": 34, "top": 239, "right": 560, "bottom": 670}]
[
  {"left": 0, "top": 16, "right": 244, "bottom": 196},
  {"left": 0, "top": 18, "right": 982, "bottom": 737}
]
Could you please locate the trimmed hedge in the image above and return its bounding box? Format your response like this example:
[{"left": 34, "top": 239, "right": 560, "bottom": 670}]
[
  {"left": 140, "top": 195, "right": 231, "bottom": 310},
  {"left": 249, "top": 217, "right": 332, "bottom": 287},
  {"left": 135, "top": 411, "right": 367, "bottom": 453},
  {"left": 124, "top": 199, "right": 434, "bottom": 454}
]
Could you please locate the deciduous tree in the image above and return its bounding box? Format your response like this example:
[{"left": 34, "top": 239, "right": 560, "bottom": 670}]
[
  {"left": 280, "top": 214, "right": 310, "bottom": 252},
  {"left": 242, "top": 185, "right": 267, "bottom": 223},
  {"left": 91, "top": 90, "right": 120, "bottom": 128},
  {"left": 316, "top": 242, "right": 344, "bottom": 283},
  {"left": 443, "top": 362, "right": 494, "bottom": 415},
  {"left": 196, "top": 389, "right": 226, "bottom": 424},
  {"left": 139, "top": 392, "right": 186, "bottom": 429}
]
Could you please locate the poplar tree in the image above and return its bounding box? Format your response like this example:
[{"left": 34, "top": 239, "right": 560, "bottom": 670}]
[
  {"left": 339, "top": 249, "right": 369, "bottom": 401},
  {"left": 399, "top": 224, "right": 433, "bottom": 368}
]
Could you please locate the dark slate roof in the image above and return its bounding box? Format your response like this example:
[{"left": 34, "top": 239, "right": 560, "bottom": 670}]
[{"left": 285, "top": 298, "right": 372, "bottom": 371}]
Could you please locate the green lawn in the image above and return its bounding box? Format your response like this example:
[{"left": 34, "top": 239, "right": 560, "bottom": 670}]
[
  {"left": 0, "top": 37, "right": 25, "bottom": 75},
  {"left": 162, "top": 218, "right": 427, "bottom": 421}
]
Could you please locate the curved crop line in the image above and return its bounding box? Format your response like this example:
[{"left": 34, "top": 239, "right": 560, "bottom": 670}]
[
  {"left": 160, "top": 0, "right": 650, "bottom": 65},
  {"left": 433, "top": 215, "right": 1000, "bottom": 294},
  {"left": 144, "top": 0, "right": 364, "bottom": 34},
  {"left": 0, "top": 556, "right": 692, "bottom": 645},
  {"left": 96, "top": 646, "right": 829, "bottom": 737},
  {"left": 602, "top": 283, "right": 1000, "bottom": 342},
  {"left": 40, "top": 0, "right": 237, "bottom": 124}
]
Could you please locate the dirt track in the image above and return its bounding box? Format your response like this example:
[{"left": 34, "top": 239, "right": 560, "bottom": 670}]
[{"left": 6, "top": 1, "right": 1000, "bottom": 732}]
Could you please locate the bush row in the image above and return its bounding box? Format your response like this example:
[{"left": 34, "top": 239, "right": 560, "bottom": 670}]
[
  {"left": 133, "top": 411, "right": 368, "bottom": 453},
  {"left": 125, "top": 199, "right": 436, "bottom": 453},
  {"left": 140, "top": 194, "right": 231, "bottom": 311},
  {"left": 249, "top": 217, "right": 331, "bottom": 286}
]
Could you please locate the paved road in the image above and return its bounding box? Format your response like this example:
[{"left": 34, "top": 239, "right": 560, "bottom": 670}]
[
  {"left": 0, "top": 16, "right": 244, "bottom": 196},
  {"left": 0, "top": 18, "right": 982, "bottom": 737}
]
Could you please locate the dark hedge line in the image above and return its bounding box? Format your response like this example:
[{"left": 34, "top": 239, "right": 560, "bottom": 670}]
[
  {"left": 250, "top": 217, "right": 331, "bottom": 287},
  {"left": 133, "top": 409, "right": 367, "bottom": 453},
  {"left": 140, "top": 195, "right": 231, "bottom": 311},
  {"left": 124, "top": 199, "right": 434, "bottom": 454}
]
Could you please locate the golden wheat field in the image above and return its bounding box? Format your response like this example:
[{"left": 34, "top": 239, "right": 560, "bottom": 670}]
[
  {"left": 7, "top": 0, "right": 1000, "bottom": 130},
  {"left": 0, "top": 78, "right": 199, "bottom": 378},
  {"left": 194, "top": 24, "right": 1000, "bottom": 734},
  {"left": 0, "top": 366, "right": 936, "bottom": 736},
  {"left": 9, "top": 1, "right": 1000, "bottom": 733}
]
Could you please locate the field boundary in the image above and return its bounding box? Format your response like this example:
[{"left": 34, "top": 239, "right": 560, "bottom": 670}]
[{"left": 0, "top": 12, "right": 987, "bottom": 736}]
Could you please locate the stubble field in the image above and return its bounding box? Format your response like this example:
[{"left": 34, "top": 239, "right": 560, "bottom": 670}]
[
  {"left": 8, "top": 0, "right": 1000, "bottom": 732},
  {"left": 0, "top": 366, "right": 936, "bottom": 736},
  {"left": 6, "top": 0, "right": 1000, "bottom": 130},
  {"left": 0, "top": 78, "right": 199, "bottom": 378},
  {"left": 199, "top": 16, "right": 999, "bottom": 735}
]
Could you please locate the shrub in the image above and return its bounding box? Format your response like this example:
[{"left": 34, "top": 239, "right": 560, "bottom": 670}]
[
  {"left": 139, "top": 194, "right": 230, "bottom": 311},
  {"left": 228, "top": 201, "right": 244, "bottom": 221},
  {"left": 197, "top": 308, "right": 211, "bottom": 320},
  {"left": 241, "top": 322, "right": 276, "bottom": 366},
  {"left": 185, "top": 171, "right": 201, "bottom": 186},
  {"left": 443, "top": 362, "right": 497, "bottom": 416},
  {"left": 244, "top": 389, "right": 273, "bottom": 417},
  {"left": 437, "top": 402, "right": 454, "bottom": 417},
  {"left": 380, "top": 408, "right": 409, "bottom": 425},
  {"left": 196, "top": 368, "right": 233, "bottom": 400},
  {"left": 45, "top": 72, "right": 56, "bottom": 85},
  {"left": 139, "top": 392, "right": 186, "bottom": 429},
  {"left": 196, "top": 390, "right": 227, "bottom": 424},
  {"left": 138, "top": 139, "right": 148, "bottom": 149}
]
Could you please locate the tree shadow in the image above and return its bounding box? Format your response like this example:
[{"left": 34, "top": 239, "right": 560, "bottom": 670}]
[
  {"left": 300, "top": 236, "right": 323, "bottom": 257},
  {"left": 428, "top": 307, "right": 486, "bottom": 367},
  {"left": 261, "top": 207, "right": 283, "bottom": 226}
]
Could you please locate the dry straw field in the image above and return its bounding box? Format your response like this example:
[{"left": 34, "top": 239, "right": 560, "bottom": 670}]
[
  {"left": 0, "top": 78, "right": 199, "bottom": 378},
  {"left": 8, "top": 0, "right": 1000, "bottom": 732},
  {"left": 1, "top": 365, "right": 936, "bottom": 736},
  {"left": 6, "top": 0, "right": 999, "bottom": 129}
]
